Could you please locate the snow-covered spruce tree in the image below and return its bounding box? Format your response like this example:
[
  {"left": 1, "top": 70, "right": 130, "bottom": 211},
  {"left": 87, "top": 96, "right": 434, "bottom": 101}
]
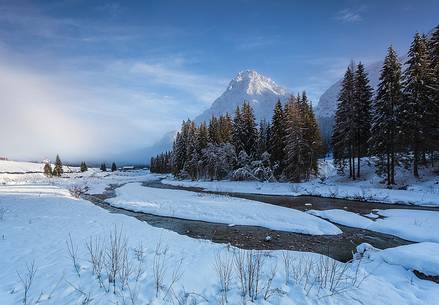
[
  {"left": 241, "top": 101, "right": 258, "bottom": 158},
  {"left": 257, "top": 119, "right": 271, "bottom": 158},
  {"left": 232, "top": 106, "right": 244, "bottom": 154},
  {"left": 401, "top": 33, "right": 433, "bottom": 177},
  {"left": 284, "top": 97, "right": 307, "bottom": 182},
  {"left": 111, "top": 162, "right": 117, "bottom": 172},
  {"left": 100, "top": 163, "right": 107, "bottom": 172},
  {"left": 172, "top": 120, "right": 190, "bottom": 175},
  {"left": 80, "top": 161, "right": 88, "bottom": 172},
  {"left": 219, "top": 113, "right": 233, "bottom": 143},
  {"left": 428, "top": 25, "right": 439, "bottom": 164},
  {"left": 183, "top": 121, "right": 198, "bottom": 179},
  {"left": 370, "top": 46, "right": 403, "bottom": 185},
  {"left": 208, "top": 115, "right": 221, "bottom": 144},
  {"left": 300, "top": 92, "right": 323, "bottom": 176},
  {"left": 43, "top": 161, "right": 52, "bottom": 177},
  {"left": 201, "top": 143, "right": 236, "bottom": 180},
  {"left": 53, "top": 154, "right": 63, "bottom": 177},
  {"left": 332, "top": 65, "right": 355, "bottom": 178},
  {"left": 269, "top": 99, "right": 286, "bottom": 176},
  {"left": 353, "top": 63, "right": 373, "bottom": 177},
  {"left": 283, "top": 93, "right": 321, "bottom": 182}
]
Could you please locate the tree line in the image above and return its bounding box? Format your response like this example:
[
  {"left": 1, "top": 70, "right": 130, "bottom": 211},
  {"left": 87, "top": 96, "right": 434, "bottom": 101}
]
[
  {"left": 333, "top": 26, "right": 439, "bottom": 185},
  {"left": 151, "top": 93, "right": 323, "bottom": 182},
  {"left": 43, "top": 155, "right": 118, "bottom": 177}
]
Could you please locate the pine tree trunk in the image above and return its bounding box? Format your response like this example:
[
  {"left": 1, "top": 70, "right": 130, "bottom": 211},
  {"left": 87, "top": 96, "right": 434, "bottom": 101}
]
[
  {"left": 351, "top": 146, "right": 356, "bottom": 180},
  {"left": 386, "top": 152, "right": 391, "bottom": 186},
  {"left": 414, "top": 144, "right": 419, "bottom": 177},
  {"left": 390, "top": 132, "right": 395, "bottom": 185}
]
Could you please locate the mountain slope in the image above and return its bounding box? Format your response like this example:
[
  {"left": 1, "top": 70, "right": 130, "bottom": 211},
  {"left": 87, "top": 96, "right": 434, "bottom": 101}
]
[
  {"left": 195, "top": 70, "right": 290, "bottom": 123},
  {"left": 315, "top": 60, "right": 383, "bottom": 119},
  {"left": 118, "top": 70, "right": 290, "bottom": 164}
]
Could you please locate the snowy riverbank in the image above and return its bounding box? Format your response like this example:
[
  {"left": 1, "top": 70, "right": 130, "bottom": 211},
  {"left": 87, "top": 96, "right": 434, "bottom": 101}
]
[{"left": 1, "top": 160, "right": 439, "bottom": 305}]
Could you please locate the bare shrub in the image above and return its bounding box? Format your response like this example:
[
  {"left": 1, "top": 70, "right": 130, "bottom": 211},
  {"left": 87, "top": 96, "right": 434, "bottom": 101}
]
[
  {"left": 214, "top": 251, "right": 233, "bottom": 304},
  {"left": 66, "top": 233, "right": 81, "bottom": 278},
  {"left": 17, "top": 260, "right": 38, "bottom": 305},
  {"left": 133, "top": 261, "right": 145, "bottom": 283},
  {"left": 69, "top": 185, "right": 85, "bottom": 198},
  {"left": 315, "top": 255, "right": 350, "bottom": 295},
  {"left": 163, "top": 258, "right": 184, "bottom": 300},
  {"left": 133, "top": 241, "right": 145, "bottom": 262},
  {"left": 281, "top": 251, "right": 293, "bottom": 285},
  {"left": 85, "top": 236, "right": 105, "bottom": 289},
  {"left": 0, "top": 206, "right": 6, "bottom": 221},
  {"left": 105, "top": 226, "right": 128, "bottom": 294},
  {"left": 66, "top": 280, "right": 94, "bottom": 305},
  {"left": 262, "top": 262, "right": 277, "bottom": 301},
  {"left": 118, "top": 247, "right": 133, "bottom": 291},
  {"left": 152, "top": 240, "right": 168, "bottom": 297},
  {"left": 233, "top": 249, "right": 264, "bottom": 302},
  {"left": 152, "top": 240, "right": 184, "bottom": 300},
  {"left": 286, "top": 254, "right": 367, "bottom": 298}
]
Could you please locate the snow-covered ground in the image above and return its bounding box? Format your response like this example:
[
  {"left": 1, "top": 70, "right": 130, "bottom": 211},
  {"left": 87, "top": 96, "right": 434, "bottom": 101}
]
[
  {"left": 107, "top": 183, "right": 342, "bottom": 235},
  {"left": 162, "top": 158, "right": 439, "bottom": 206},
  {"left": 307, "top": 209, "right": 439, "bottom": 243},
  {"left": 1, "top": 160, "right": 439, "bottom": 305}
]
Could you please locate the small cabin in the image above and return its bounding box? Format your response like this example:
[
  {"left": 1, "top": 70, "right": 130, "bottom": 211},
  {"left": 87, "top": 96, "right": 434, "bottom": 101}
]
[{"left": 121, "top": 166, "right": 135, "bottom": 171}]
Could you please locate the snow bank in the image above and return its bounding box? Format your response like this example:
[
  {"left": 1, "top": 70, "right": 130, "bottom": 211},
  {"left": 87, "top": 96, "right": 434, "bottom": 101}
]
[
  {"left": 161, "top": 158, "right": 439, "bottom": 206},
  {"left": 2, "top": 172, "right": 439, "bottom": 304},
  {"left": 0, "top": 160, "right": 44, "bottom": 173},
  {"left": 308, "top": 209, "right": 439, "bottom": 243},
  {"left": 107, "top": 183, "right": 342, "bottom": 235},
  {"left": 377, "top": 242, "right": 439, "bottom": 276}
]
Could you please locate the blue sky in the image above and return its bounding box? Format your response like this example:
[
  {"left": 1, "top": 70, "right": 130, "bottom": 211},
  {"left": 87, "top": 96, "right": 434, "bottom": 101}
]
[{"left": 0, "top": 0, "right": 438, "bottom": 161}]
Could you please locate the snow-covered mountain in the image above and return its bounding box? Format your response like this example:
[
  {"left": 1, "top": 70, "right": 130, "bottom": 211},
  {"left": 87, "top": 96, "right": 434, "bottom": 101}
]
[
  {"left": 195, "top": 70, "right": 290, "bottom": 123},
  {"left": 119, "top": 70, "right": 290, "bottom": 164}
]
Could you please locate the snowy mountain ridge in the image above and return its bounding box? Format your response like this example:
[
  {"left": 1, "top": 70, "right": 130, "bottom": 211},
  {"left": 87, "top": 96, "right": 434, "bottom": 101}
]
[{"left": 195, "top": 69, "right": 290, "bottom": 123}]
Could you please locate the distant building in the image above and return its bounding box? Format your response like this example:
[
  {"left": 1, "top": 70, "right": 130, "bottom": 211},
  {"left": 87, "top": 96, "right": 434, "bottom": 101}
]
[{"left": 122, "top": 166, "right": 135, "bottom": 171}]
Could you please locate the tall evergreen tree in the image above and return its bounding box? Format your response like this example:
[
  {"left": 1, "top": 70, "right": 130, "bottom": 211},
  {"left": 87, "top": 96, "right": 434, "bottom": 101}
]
[
  {"left": 172, "top": 120, "right": 190, "bottom": 174},
  {"left": 257, "top": 119, "right": 271, "bottom": 157},
  {"left": 196, "top": 122, "right": 209, "bottom": 154},
  {"left": 111, "top": 162, "right": 117, "bottom": 172},
  {"left": 284, "top": 98, "right": 310, "bottom": 181},
  {"left": 370, "top": 46, "right": 403, "bottom": 185},
  {"left": 208, "top": 116, "right": 221, "bottom": 144},
  {"left": 80, "top": 161, "right": 88, "bottom": 172},
  {"left": 401, "top": 33, "right": 432, "bottom": 177},
  {"left": 427, "top": 25, "right": 439, "bottom": 163},
  {"left": 53, "top": 154, "right": 63, "bottom": 177},
  {"left": 241, "top": 102, "right": 258, "bottom": 157},
  {"left": 100, "top": 163, "right": 107, "bottom": 172},
  {"left": 353, "top": 62, "right": 373, "bottom": 177},
  {"left": 332, "top": 65, "right": 355, "bottom": 178},
  {"left": 219, "top": 114, "right": 233, "bottom": 143},
  {"left": 232, "top": 106, "right": 244, "bottom": 154},
  {"left": 43, "top": 161, "right": 52, "bottom": 177},
  {"left": 269, "top": 100, "right": 286, "bottom": 175},
  {"left": 300, "top": 92, "right": 323, "bottom": 175}
]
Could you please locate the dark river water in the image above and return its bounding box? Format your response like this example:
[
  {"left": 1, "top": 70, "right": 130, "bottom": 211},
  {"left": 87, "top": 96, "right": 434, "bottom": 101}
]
[{"left": 81, "top": 179, "right": 439, "bottom": 262}]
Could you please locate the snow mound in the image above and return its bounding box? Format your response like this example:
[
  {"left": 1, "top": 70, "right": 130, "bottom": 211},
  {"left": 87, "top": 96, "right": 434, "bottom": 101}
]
[
  {"left": 0, "top": 160, "right": 44, "bottom": 173},
  {"left": 107, "top": 183, "right": 342, "bottom": 235},
  {"left": 378, "top": 242, "right": 439, "bottom": 276},
  {"left": 307, "top": 209, "right": 439, "bottom": 243}
]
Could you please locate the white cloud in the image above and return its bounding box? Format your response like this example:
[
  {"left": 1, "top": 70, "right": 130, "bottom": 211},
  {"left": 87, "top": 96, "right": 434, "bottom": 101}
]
[
  {"left": 130, "top": 62, "right": 226, "bottom": 104},
  {"left": 335, "top": 8, "right": 364, "bottom": 23}
]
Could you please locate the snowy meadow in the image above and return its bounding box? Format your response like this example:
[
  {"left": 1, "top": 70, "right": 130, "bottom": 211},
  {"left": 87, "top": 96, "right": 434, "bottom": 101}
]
[{"left": 1, "top": 160, "right": 439, "bottom": 305}]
